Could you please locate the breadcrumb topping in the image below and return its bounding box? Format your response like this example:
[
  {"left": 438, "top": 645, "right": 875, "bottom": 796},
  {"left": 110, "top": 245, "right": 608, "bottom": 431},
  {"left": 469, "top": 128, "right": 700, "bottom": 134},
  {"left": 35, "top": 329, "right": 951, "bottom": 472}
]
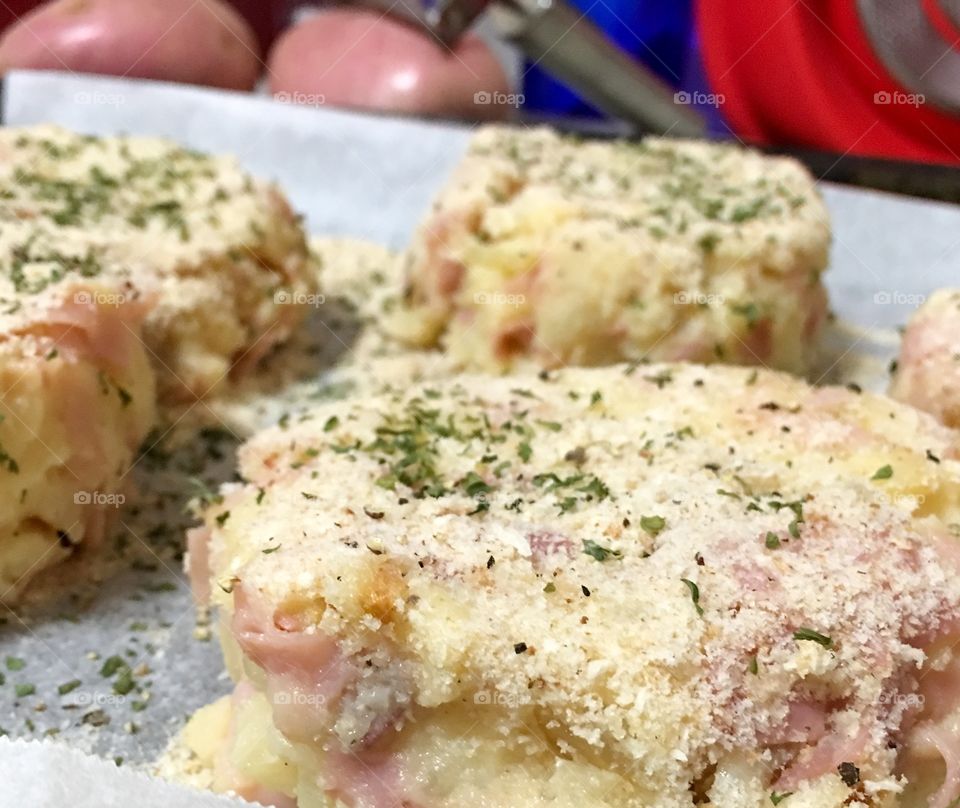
[
  {"left": 0, "top": 125, "right": 315, "bottom": 401},
  {"left": 393, "top": 126, "right": 831, "bottom": 375},
  {"left": 201, "top": 362, "right": 960, "bottom": 802}
]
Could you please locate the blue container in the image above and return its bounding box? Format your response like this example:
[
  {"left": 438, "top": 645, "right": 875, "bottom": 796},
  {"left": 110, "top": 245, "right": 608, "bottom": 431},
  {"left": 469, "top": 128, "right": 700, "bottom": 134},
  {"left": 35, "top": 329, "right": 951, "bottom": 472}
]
[{"left": 521, "top": 0, "right": 695, "bottom": 118}]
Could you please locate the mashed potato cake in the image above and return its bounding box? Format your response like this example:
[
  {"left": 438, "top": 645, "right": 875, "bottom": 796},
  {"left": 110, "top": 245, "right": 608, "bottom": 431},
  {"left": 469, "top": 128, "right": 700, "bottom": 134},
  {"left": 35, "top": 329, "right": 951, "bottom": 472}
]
[
  {"left": 185, "top": 363, "right": 960, "bottom": 808},
  {"left": 0, "top": 125, "right": 315, "bottom": 404},
  {"left": 891, "top": 289, "right": 960, "bottom": 428},
  {"left": 390, "top": 126, "right": 831, "bottom": 375},
  {"left": 0, "top": 278, "right": 155, "bottom": 602},
  {"left": 0, "top": 126, "right": 314, "bottom": 601}
]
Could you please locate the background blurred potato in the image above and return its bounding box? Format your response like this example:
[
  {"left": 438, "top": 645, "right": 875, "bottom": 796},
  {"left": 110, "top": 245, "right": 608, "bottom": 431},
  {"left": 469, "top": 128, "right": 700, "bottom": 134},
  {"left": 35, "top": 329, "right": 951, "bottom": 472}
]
[
  {"left": 267, "top": 9, "right": 513, "bottom": 120},
  {"left": 0, "top": 0, "right": 262, "bottom": 90}
]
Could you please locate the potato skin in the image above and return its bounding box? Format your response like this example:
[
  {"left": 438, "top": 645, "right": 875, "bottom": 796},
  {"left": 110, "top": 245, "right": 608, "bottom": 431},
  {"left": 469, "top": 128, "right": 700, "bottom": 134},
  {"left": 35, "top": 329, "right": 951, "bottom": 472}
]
[
  {"left": 267, "top": 9, "right": 513, "bottom": 121},
  {"left": 0, "top": 0, "right": 262, "bottom": 90}
]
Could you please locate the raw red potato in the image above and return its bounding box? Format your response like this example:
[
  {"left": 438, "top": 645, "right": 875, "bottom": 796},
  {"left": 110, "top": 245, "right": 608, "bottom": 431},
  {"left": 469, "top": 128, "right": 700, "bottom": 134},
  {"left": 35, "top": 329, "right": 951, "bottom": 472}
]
[
  {"left": 0, "top": 0, "right": 262, "bottom": 90},
  {"left": 267, "top": 9, "right": 513, "bottom": 120}
]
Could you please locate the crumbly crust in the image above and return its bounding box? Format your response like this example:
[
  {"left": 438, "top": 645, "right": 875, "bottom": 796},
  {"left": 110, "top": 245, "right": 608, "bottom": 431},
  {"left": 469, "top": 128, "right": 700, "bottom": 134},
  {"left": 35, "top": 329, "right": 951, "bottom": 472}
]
[
  {"left": 392, "top": 126, "right": 831, "bottom": 375},
  {"left": 0, "top": 125, "right": 315, "bottom": 402},
  {"left": 200, "top": 362, "right": 960, "bottom": 805}
]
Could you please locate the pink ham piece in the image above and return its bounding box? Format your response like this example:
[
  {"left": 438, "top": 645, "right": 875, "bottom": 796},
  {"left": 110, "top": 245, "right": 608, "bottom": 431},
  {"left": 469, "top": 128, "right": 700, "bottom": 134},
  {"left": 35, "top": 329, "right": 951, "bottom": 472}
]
[
  {"left": 909, "top": 720, "right": 960, "bottom": 808},
  {"left": 774, "top": 723, "right": 870, "bottom": 792},
  {"left": 231, "top": 584, "right": 355, "bottom": 743},
  {"left": 324, "top": 747, "right": 411, "bottom": 808},
  {"left": 231, "top": 584, "right": 342, "bottom": 677},
  {"left": 525, "top": 528, "right": 574, "bottom": 569},
  {"left": 905, "top": 649, "right": 960, "bottom": 808},
  {"left": 230, "top": 585, "right": 419, "bottom": 807},
  {"left": 760, "top": 699, "right": 829, "bottom": 746},
  {"left": 29, "top": 286, "right": 153, "bottom": 370},
  {"left": 890, "top": 290, "right": 960, "bottom": 429},
  {"left": 186, "top": 527, "right": 212, "bottom": 607},
  {"left": 35, "top": 289, "right": 154, "bottom": 480}
]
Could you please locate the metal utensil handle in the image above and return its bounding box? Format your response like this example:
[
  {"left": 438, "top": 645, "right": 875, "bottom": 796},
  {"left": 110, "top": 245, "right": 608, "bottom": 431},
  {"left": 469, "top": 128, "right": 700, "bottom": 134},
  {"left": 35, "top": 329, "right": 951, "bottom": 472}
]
[{"left": 491, "top": 0, "right": 705, "bottom": 136}]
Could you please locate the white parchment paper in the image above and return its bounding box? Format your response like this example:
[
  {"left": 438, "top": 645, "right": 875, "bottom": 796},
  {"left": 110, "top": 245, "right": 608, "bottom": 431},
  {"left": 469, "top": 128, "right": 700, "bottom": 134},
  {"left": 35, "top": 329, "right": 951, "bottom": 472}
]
[{"left": 0, "top": 737, "right": 253, "bottom": 807}]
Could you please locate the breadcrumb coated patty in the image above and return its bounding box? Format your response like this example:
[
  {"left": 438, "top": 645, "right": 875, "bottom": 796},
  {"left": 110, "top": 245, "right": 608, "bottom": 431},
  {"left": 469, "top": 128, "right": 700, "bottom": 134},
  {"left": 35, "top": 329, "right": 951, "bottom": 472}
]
[
  {"left": 0, "top": 125, "right": 316, "bottom": 403},
  {"left": 191, "top": 362, "right": 960, "bottom": 808},
  {"left": 391, "top": 126, "right": 831, "bottom": 376},
  {"left": 0, "top": 126, "right": 314, "bottom": 600}
]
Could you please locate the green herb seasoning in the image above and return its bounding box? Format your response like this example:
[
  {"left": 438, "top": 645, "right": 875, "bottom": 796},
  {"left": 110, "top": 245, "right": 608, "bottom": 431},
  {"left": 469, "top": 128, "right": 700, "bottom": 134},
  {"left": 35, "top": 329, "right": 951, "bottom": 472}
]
[
  {"left": 793, "top": 628, "right": 833, "bottom": 648},
  {"left": 640, "top": 515, "right": 666, "bottom": 537},
  {"left": 681, "top": 579, "right": 704, "bottom": 617},
  {"left": 582, "top": 540, "right": 622, "bottom": 562}
]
